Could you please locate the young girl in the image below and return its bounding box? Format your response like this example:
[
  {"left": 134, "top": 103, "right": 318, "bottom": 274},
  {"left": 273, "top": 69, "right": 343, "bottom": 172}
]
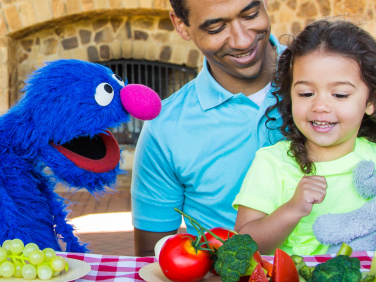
[{"left": 233, "top": 19, "right": 376, "bottom": 256}]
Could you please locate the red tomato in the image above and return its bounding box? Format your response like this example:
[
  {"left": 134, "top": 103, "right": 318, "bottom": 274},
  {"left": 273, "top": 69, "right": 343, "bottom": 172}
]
[
  {"left": 159, "top": 233, "right": 212, "bottom": 282},
  {"left": 201, "top": 227, "right": 237, "bottom": 251},
  {"left": 249, "top": 263, "right": 269, "bottom": 282},
  {"left": 201, "top": 227, "right": 263, "bottom": 276},
  {"left": 253, "top": 250, "right": 263, "bottom": 265},
  {"left": 271, "top": 249, "right": 299, "bottom": 282}
]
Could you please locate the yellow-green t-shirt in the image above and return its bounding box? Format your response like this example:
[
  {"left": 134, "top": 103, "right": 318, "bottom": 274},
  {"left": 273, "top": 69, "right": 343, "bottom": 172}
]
[{"left": 233, "top": 137, "right": 376, "bottom": 256}]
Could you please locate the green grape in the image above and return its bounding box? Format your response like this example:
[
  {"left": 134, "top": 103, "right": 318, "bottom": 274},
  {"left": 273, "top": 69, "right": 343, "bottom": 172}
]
[
  {"left": 50, "top": 256, "right": 66, "bottom": 272},
  {"left": 10, "top": 238, "right": 24, "bottom": 255},
  {"left": 28, "top": 249, "right": 45, "bottom": 265},
  {"left": 2, "top": 240, "right": 11, "bottom": 253},
  {"left": 22, "top": 264, "right": 37, "bottom": 280},
  {"left": 0, "top": 261, "right": 15, "bottom": 277},
  {"left": 42, "top": 248, "right": 56, "bottom": 262},
  {"left": 13, "top": 260, "right": 23, "bottom": 278},
  {"left": 52, "top": 270, "right": 60, "bottom": 277},
  {"left": 23, "top": 243, "right": 39, "bottom": 257},
  {"left": 0, "top": 247, "right": 7, "bottom": 263},
  {"left": 37, "top": 265, "right": 53, "bottom": 280}
]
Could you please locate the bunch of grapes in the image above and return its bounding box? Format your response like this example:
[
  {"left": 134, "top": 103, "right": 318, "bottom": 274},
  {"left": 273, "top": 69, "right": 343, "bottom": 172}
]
[{"left": 0, "top": 239, "right": 68, "bottom": 280}]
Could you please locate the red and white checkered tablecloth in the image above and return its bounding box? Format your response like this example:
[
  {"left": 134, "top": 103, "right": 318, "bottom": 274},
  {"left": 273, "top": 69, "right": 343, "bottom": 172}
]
[
  {"left": 57, "top": 251, "right": 374, "bottom": 281},
  {"left": 262, "top": 250, "right": 374, "bottom": 270},
  {"left": 57, "top": 252, "right": 157, "bottom": 282}
]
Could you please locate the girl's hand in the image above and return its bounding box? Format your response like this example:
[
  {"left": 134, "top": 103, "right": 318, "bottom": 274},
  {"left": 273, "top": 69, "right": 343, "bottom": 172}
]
[{"left": 287, "top": 175, "right": 327, "bottom": 217}]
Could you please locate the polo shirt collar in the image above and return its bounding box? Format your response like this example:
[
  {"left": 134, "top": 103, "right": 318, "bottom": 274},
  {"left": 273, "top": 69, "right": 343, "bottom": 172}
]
[
  {"left": 195, "top": 57, "right": 234, "bottom": 111},
  {"left": 196, "top": 33, "right": 285, "bottom": 111}
]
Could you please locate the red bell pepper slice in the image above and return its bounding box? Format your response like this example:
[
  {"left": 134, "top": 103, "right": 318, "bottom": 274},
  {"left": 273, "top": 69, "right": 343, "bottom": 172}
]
[
  {"left": 248, "top": 263, "right": 268, "bottom": 282},
  {"left": 271, "top": 249, "right": 299, "bottom": 282},
  {"left": 261, "top": 258, "right": 273, "bottom": 277}
]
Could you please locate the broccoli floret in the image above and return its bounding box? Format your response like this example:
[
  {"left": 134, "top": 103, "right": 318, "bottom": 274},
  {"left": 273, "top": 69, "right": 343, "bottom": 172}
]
[
  {"left": 310, "top": 255, "right": 362, "bottom": 282},
  {"left": 214, "top": 234, "right": 258, "bottom": 282}
]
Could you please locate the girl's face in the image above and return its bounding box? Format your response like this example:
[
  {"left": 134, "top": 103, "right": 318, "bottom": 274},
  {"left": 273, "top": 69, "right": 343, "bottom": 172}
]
[{"left": 291, "top": 50, "right": 375, "bottom": 161}]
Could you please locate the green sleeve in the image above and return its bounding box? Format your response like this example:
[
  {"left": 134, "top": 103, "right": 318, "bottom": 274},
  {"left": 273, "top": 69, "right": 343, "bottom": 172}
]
[{"left": 233, "top": 149, "right": 284, "bottom": 215}]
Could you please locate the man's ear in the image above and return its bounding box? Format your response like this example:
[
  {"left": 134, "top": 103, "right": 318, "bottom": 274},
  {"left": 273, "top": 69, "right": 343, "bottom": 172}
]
[
  {"left": 169, "top": 11, "right": 191, "bottom": 41},
  {"left": 366, "top": 101, "right": 375, "bottom": 115}
]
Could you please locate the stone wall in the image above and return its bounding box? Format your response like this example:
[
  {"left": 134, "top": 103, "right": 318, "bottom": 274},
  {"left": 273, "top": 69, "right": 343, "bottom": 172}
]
[
  {"left": 13, "top": 14, "right": 200, "bottom": 102},
  {"left": 267, "top": 0, "right": 376, "bottom": 40},
  {"left": 0, "top": 0, "right": 375, "bottom": 113}
]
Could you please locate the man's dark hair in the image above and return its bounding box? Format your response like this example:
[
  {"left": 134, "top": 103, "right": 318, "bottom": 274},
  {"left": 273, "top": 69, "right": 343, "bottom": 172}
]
[
  {"left": 266, "top": 19, "right": 376, "bottom": 174},
  {"left": 169, "top": 0, "right": 190, "bottom": 26}
]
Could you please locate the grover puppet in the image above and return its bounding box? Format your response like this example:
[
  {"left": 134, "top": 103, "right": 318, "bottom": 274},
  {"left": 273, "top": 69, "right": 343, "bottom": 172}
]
[
  {"left": 0, "top": 59, "right": 161, "bottom": 253},
  {"left": 314, "top": 160, "right": 376, "bottom": 253}
]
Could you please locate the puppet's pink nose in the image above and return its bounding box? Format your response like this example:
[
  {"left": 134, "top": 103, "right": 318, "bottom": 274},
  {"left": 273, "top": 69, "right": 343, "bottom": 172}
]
[{"left": 120, "top": 84, "right": 162, "bottom": 121}]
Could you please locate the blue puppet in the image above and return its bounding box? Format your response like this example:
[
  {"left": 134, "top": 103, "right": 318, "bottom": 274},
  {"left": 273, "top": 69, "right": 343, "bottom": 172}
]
[
  {"left": 0, "top": 59, "right": 161, "bottom": 253},
  {"left": 314, "top": 160, "right": 376, "bottom": 253}
]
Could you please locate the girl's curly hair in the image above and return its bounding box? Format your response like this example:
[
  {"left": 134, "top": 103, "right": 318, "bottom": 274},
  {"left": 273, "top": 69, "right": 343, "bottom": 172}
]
[{"left": 266, "top": 19, "right": 376, "bottom": 174}]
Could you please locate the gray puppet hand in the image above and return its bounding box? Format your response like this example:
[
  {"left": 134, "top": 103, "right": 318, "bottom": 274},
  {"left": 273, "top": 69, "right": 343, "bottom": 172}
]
[
  {"left": 313, "top": 198, "right": 376, "bottom": 245},
  {"left": 354, "top": 160, "right": 376, "bottom": 198}
]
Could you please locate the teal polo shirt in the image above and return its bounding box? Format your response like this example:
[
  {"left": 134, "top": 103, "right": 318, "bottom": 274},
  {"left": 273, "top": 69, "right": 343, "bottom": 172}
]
[{"left": 131, "top": 34, "right": 285, "bottom": 234}]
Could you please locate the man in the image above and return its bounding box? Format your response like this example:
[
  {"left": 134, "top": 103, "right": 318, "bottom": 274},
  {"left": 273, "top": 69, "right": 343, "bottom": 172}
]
[{"left": 132, "top": 0, "right": 286, "bottom": 256}]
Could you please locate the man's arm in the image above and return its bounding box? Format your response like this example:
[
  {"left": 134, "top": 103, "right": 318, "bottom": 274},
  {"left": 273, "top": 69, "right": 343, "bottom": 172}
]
[
  {"left": 134, "top": 228, "right": 178, "bottom": 257},
  {"left": 131, "top": 121, "right": 185, "bottom": 257}
]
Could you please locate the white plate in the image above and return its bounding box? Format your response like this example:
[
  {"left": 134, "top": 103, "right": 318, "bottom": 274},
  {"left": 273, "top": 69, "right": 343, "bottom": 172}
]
[
  {"left": 139, "top": 262, "right": 221, "bottom": 282},
  {"left": 1, "top": 258, "right": 91, "bottom": 281}
]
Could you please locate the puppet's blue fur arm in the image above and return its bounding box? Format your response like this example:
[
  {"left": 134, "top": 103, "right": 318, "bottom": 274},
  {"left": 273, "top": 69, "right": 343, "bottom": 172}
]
[
  {"left": 0, "top": 156, "right": 61, "bottom": 249},
  {"left": 313, "top": 197, "right": 376, "bottom": 245},
  {"left": 41, "top": 180, "right": 89, "bottom": 253}
]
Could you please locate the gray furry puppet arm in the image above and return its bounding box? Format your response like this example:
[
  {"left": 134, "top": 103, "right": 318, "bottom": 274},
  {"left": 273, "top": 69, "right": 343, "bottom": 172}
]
[{"left": 313, "top": 160, "right": 376, "bottom": 254}]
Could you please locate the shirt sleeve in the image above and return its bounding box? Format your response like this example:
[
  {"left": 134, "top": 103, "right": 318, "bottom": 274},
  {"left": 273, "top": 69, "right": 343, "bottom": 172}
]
[
  {"left": 131, "top": 121, "right": 184, "bottom": 232},
  {"left": 233, "top": 149, "right": 283, "bottom": 214}
]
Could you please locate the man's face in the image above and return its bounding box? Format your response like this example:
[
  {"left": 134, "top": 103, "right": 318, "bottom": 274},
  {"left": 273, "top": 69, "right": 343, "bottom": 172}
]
[{"left": 171, "top": 0, "right": 271, "bottom": 84}]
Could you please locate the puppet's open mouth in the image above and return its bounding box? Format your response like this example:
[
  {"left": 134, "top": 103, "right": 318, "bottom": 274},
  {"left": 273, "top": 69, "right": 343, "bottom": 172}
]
[{"left": 51, "top": 130, "right": 120, "bottom": 173}]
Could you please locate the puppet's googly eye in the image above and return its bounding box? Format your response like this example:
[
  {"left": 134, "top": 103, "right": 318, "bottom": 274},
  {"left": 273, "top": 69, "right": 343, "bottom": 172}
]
[
  {"left": 112, "top": 74, "right": 125, "bottom": 87},
  {"left": 95, "top": 83, "right": 114, "bottom": 106}
]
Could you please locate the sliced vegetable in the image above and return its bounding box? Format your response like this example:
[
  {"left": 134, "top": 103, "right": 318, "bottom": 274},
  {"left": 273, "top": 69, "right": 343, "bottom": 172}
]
[
  {"left": 291, "top": 254, "right": 314, "bottom": 281},
  {"left": 271, "top": 249, "right": 299, "bottom": 282},
  {"left": 249, "top": 263, "right": 269, "bottom": 282},
  {"left": 261, "top": 258, "right": 273, "bottom": 277},
  {"left": 253, "top": 251, "right": 263, "bottom": 265},
  {"left": 336, "top": 242, "right": 353, "bottom": 256}
]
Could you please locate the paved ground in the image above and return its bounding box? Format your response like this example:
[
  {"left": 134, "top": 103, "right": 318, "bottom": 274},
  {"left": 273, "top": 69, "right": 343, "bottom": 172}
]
[{"left": 57, "top": 173, "right": 186, "bottom": 257}]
